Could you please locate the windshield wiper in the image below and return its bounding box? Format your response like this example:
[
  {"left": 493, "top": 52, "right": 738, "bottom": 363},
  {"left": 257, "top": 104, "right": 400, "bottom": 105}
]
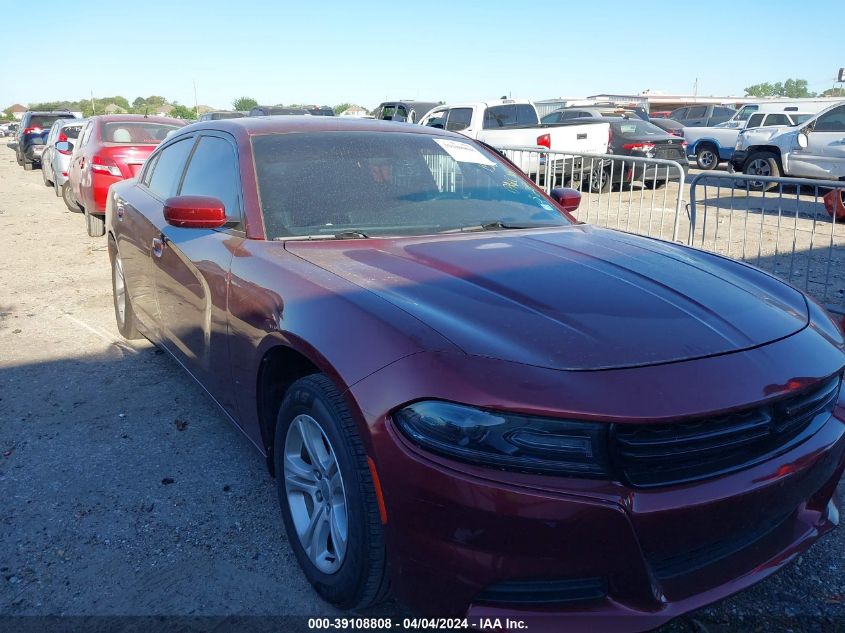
[
  {"left": 275, "top": 230, "right": 370, "bottom": 241},
  {"left": 440, "top": 221, "right": 554, "bottom": 234}
]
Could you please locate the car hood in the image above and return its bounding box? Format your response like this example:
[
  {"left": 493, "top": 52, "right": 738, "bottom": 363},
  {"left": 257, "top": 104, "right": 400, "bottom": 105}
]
[{"left": 285, "top": 226, "right": 808, "bottom": 371}]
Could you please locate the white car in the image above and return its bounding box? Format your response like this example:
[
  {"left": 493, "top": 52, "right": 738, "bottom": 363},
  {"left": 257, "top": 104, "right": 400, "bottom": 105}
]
[
  {"left": 418, "top": 99, "right": 609, "bottom": 181},
  {"left": 730, "top": 101, "right": 845, "bottom": 185}
]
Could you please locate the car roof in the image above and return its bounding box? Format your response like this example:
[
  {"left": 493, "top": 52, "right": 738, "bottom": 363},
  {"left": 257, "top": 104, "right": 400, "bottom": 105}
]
[{"left": 174, "top": 115, "right": 472, "bottom": 139}]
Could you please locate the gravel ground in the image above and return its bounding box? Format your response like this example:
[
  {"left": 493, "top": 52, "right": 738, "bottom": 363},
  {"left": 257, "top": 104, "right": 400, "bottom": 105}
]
[{"left": 0, "top": 143, "right": 843, "bottom": 633}]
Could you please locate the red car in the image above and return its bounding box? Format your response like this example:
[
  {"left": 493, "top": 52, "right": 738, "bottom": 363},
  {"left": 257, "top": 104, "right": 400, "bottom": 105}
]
[
  {"left": 105, "top": 117, "right": 845, "bottom": 632},
  {"left": 63, "top": 115, "right": 184, "bottom": 236}
]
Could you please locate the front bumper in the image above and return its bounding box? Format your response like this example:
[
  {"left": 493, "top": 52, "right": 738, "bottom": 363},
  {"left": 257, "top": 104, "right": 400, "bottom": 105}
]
[
  {"left": 729, "top": 150, "right": 748, "bottom": 173},
  {"left": 349, "top": 329, "right": 845, "bottom": 632}
]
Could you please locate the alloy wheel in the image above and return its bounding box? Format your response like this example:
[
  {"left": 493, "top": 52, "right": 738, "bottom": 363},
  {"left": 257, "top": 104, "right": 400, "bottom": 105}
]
[{"left": 284, "top": 414, "right": 349, "bottom": 574}]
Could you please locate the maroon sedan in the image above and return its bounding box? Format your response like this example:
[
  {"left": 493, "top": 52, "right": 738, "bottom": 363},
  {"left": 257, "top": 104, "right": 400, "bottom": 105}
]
[
  {"left": 63, "top": 115, "right": 185, "bottom": 236},
  {"left": 105, "top": 117, "right": 845, "bottom": 632}
]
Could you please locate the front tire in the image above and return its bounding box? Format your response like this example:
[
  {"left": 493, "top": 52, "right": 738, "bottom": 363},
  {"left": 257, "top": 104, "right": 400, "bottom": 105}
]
[
  {"left": 85, "top": 206, "right": 106, "bottom": 237},
  {"left": 109, "top": 238, "right": 142, "bottom": 340},
  {"left": 274, "top": 375, "right": 389, "bottom": 609},
  {"left": 695, "top": 144, "right": 719, "bottom": 170},
  {"left": 42, "top": 163, "right": 52, "bottom": 187},
  {"left": 743, "top": 151, "right": 781, "bottom": 191}
]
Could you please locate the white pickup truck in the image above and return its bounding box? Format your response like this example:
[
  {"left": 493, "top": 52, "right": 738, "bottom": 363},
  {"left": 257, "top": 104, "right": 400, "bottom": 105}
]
[
  {"left": 418, "top": 99, "right": 609, "bottom": 180},
  {"left": 729, "top": 101, "right": 845, "bottom": 186}
]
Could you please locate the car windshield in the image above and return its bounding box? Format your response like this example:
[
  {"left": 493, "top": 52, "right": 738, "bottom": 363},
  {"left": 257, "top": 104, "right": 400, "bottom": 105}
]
[
  {"left": 612, "top": 120, "right": 668, "bottom": 136},
  {"left": 102, "top": 122, "right": 180, "bottom": 144},
  {"left": 253, "top": 131, "right": 570, "bottom": 239}
]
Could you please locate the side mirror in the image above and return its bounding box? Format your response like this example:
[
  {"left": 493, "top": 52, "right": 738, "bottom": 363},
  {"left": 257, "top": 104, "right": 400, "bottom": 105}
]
[
  {"left": 55, "top": 140, "right": 73, "bottom": 152},
  {"left": 163, "top": 196, "right": 227, "bottom": 229},
  {"left": 549, "top": 187, "right": 582, "bottom": 212},
  {"left": 797, "top": 132, "right": 809, "bottom": 149}
]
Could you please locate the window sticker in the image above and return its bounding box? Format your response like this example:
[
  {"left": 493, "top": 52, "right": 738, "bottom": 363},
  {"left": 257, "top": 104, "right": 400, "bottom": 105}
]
[{"left": 433, "top": 139, "right": 495, "bottom": 166}]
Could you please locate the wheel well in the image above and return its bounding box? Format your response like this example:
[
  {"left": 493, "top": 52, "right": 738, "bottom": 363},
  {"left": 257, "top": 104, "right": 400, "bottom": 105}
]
[
  {"left": 744, "top": 146, "right": 784, "bottom": 168},
  {"left": 257, "top": 345, "right": 320, "bottom": 476}
]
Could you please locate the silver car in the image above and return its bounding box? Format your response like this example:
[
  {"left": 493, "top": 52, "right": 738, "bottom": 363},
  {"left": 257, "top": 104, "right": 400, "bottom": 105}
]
[{"left": 41, "top": 118, "right": 86, "bottom": 206}]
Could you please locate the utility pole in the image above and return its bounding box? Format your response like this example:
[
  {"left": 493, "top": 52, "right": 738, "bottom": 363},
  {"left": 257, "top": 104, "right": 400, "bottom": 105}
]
[
  {"left": 693, "top": 78, "right": 698, "bottom": 101},
  {"left": 90, "top": 90, "right": 96, "bottom": 115},
  {"left": 193, "top": 80, "right": 199, "bottom": 118}
]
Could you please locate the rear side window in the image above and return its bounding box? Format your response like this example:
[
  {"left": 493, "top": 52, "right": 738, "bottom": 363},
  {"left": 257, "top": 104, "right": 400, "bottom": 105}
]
[
  {"left": 763, "top": 114, "right": 790, "bottom": 126},
  {"left": 445, "top": 108, "right": 472, "bottom": 131},
  {"left": 686, "top": 106, "right": 707, "bottom": 118},
  {"left": 670, "top": 108, "right": 687, "bottom": 120},
  {"left": 62, "top": 125, "right": 82, "bottom": 139},
  {"left": 482, "top": 105, "right": 538, "bottom": 129},
  {"left": 179, "top": 136, "right": 242, "bottom": 222},
  {"left": 146, "top": 138, "right": 195, "bottom": 199}
]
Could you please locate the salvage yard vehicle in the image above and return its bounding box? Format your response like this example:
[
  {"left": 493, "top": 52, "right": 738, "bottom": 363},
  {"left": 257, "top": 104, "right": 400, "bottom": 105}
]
[
  {"left": 686, "top": 100, "right": 841, "bottom": 170},
  {"left": 14, "top": 109, "right": 76, "bottom": 170},
  {"left": 372, "top": 100, "right": 440, "bottom": 123},
  {"left": 668, "top": 104, "right": 735, "bottom": 127},
  {"left": 420, "top": 99, "right": 609, "bottom": 179},
  {"left": 65, "top": 115, "right": 185, "bottom": 235},
  {"left": 248, "top": 106, "right": 311, "bottom": 116},
  {"left": 587, "top": 118, "right": 688, "bottom": 192},
  {"left": 41, "top": 118, "right": 85, "bottom": 203},
  {"left": 730, "top": 101, "right": 845, "bottom": 187},
  {"left": 106, "top": 116, "right": 845, "bottom": 633}
]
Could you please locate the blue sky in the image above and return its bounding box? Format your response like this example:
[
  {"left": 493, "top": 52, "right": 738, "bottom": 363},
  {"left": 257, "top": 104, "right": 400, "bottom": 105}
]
[{"left": 1, "top": 0, "right": 842, "bottom": 110}]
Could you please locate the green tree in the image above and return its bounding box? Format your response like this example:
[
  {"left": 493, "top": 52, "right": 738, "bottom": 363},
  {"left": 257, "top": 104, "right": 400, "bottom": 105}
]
[
  {"left": 333, "top": 103, "right": 353, "bottom": 115},
  {"left": 232, "top": 96, "right": 258, "bottom": 111},
  {"left": 169, "top": 103, "right": 197, "bottom": 120},
  {"left": 822, "top": 87, "right": 845, "bottom": 97},
  {"left": 132, "top": 96, "right": 146, "bottom": 109},
  {"left": 744, "top": 78, "right": 816, "bottom": 98}
]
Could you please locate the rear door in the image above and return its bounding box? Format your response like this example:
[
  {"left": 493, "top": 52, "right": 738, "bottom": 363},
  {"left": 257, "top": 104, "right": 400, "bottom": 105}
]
[
  {"left": 683, "top": 106, "right": 708, "bottom": 127},
  {"left": 69, "top": 120, "right": 95, "bottom": 205},
  {"left": 153, "top": 133, "right": 243, "bottom": 416}
]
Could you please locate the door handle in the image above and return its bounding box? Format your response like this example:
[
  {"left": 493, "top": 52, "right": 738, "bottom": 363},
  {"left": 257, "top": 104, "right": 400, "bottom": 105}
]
[{"left": 152, "top": 237, "right": 163, "bottom": 258}]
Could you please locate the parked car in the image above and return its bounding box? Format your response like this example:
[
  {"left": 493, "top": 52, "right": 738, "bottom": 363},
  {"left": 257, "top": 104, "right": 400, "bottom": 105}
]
[
  {"left": 15, "top": 110, "right": 76, "bottom": 170},
  {"left": 41, "top": 118, "right": 86, "bottom": 204},
  {"left": 372, "top": 100, "right": 440, "bottom": 123},
  {"left": 730, "top": 101, "right": 845, "bottom": 187},
  {"left": 65, "top": 115, "right": 185, "bottom": 235},
  {"left": 540, "top": 105, "right": 642, "bottom": 123},
  {"left": 419, "top": 99, "right": 610, "bottom": 178},
  {"left": 248, "top": 106, "right": 311, "bottom": 116},
  {"left": 683, "top": 103, "right": 823, "bottom": 170},
  {"left": 587, "top": 118, "right": 688, "bottom": 192},
  {"left": 106, "top": 116, "right": 845, "bottom": 632},
  {"left": 648, "top": 117, "right": 684, "bottom": 137},
  {"left": 669, "top": 104, "right": 736, "bottom": 127},
  {"left": 650, "top": 111, "right": 672, "bottom": 119},
  {"left": 198, "top": 111, "right": 245, "bottom": 122},
  {"left": 306, "top": 106, "right": 335, "bottom": 117}
]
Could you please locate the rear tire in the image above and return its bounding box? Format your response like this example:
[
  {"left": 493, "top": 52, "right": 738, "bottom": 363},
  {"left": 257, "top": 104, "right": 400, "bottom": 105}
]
[
  {"left": 274, "top": 375, "right": 389, "bottom": 610},
  {"left": 16, "top": 150, "right": 22, "bottom": 166},
  {"left": 85, "top": 207, "right": 106, "bottom": 237},
  {"left": 62, "top": 183, "right": 81, "bottom": 212},
  {"left": 743, "top": 151, "right": 781, "bottom": 192},
  {"left": 42, "top": 163, "right": 52, "bottom": 187},
  {"left": 588, "top": 165, "right": 612, "bottom": 193},
  {"left": 23, "top": 159, "right": 32, "bottom": 171},
  {"left": 695, "top": 144, "right": 719, "bottom": 170},
  {"left": 643, "top": 180, "right": 667, "bottom": 190},
  {"left": 109, "top": 238, "right": 142, "bottom": 340}
]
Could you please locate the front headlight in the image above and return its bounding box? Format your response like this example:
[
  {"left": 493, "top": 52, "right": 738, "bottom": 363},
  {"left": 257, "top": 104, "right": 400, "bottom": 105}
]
[
  {"left": 735, "top": 135, "right": 744, "bottom": 151},
  {"left": 394, "top": 401, "right": 610, "bottom": 477}
]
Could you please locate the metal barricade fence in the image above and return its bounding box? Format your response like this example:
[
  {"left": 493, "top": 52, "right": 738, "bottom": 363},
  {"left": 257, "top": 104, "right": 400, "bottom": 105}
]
[
  {"left": 688, "top": 172, "right": 845, "bottom": 309},
  {"left": 497, "top": 146, "right": 688, "bottom": 243}
]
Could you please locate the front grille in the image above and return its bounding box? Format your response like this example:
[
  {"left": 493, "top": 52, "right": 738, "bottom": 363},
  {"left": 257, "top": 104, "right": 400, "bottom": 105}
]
[
  {"left": 651, "top": 508, "right": 794, "bottom": 580},
  {"left": 612, "top": 375, "right": 840, "bottom": 488},
  {"left": 475, "top": 577, "right": 606, "bottom": 606}
]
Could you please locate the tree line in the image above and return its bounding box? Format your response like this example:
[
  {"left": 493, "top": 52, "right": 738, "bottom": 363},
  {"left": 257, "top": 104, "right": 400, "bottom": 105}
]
[{"left": 2, "top": 96, "right": 367, "bottom": 121}]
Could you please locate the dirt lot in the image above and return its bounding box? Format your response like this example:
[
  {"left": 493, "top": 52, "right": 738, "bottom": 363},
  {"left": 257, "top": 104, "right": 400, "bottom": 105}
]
[{"left": 0, "top": 144, "right": 844, "bottom": 633}]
